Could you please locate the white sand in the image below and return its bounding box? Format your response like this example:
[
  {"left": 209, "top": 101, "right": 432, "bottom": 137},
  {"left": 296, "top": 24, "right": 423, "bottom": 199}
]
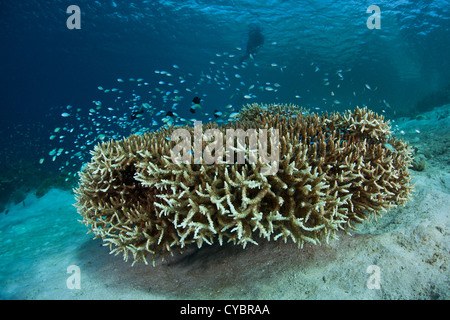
[{"left": 0, "top": 106, "right": 448, "bottom": 300}]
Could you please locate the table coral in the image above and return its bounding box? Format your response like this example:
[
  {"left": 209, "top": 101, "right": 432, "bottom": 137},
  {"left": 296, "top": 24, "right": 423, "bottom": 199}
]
[{"left": 74, "top": 104, "right": 413, "bottom": 266}]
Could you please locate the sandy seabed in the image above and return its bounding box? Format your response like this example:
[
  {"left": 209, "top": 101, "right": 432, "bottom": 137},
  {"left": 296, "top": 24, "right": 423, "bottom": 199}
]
[{"left": 1, "top": 106, "right": 449, "bottom": 300}]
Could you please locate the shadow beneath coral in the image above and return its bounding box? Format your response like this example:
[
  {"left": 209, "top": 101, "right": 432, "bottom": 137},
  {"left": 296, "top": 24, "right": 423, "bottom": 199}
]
[
  {"left": 165, "top": 241, "right": 248, "bottom": 268},
  {"left": 73, "top": 233, "right": 342, "bottom": 299}
]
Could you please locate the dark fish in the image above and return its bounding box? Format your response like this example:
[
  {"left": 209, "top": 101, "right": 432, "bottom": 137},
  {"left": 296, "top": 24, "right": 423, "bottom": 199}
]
[
  {"left": 130, "top": 109, "right": 145, "bottom": 120},
  {"left": 192, "top": 97, "right": 202, "bottom": 104},
  {"left": 213, "top": 109, "right": 223, "bottom": 118},
  {"left": 166, "top": 111, "right": 174, "bottom": 117},
  {"left": 190, "top": 107, "right": 196, "bottom": 114}
]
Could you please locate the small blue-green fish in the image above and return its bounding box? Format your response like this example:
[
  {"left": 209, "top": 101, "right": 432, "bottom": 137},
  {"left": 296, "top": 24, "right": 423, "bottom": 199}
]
[{"left": 383, "top": 143, "right": 396, "bottom": 152}]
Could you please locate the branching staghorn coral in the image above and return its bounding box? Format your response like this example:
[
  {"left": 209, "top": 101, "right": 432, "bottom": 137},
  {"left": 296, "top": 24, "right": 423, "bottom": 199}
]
[{"left": 74, "top": 104, "right": 414, "bottom": 266}]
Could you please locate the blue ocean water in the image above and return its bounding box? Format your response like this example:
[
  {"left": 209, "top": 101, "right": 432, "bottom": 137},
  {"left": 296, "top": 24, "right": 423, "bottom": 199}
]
[{"left": 0, "top": 0, "right": 449, "bottom": 300}]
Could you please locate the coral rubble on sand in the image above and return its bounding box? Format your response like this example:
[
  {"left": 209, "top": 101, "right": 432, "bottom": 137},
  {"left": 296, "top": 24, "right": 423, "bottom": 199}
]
[{"left": 74, "top": 104, "right": 414, "bottom": 266}]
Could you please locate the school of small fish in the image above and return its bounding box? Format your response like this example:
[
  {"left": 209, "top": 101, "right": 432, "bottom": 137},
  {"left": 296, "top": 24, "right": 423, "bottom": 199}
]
[{"left": 42, "top": 47, "right": 397, "bottom": 179}]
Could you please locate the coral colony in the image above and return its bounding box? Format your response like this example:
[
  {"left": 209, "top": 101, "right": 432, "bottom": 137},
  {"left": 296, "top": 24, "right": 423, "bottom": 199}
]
[{"left": 75, "top": 104, "right": 413, "bottom": 266}]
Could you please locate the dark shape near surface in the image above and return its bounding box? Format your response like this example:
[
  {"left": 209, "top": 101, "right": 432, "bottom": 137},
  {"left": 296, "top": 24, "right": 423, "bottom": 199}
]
[{"left": 240, "top": 23, "right": 265, "bottom": 63}]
